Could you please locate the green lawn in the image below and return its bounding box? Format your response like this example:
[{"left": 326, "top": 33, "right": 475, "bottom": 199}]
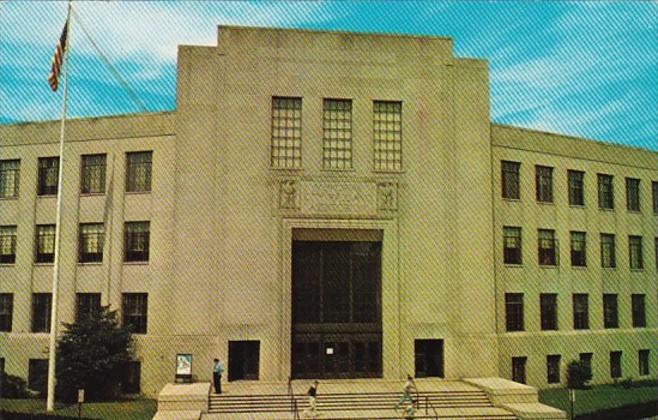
[
  {"left": 539, "top": 382, "right": 658, "bottom": 417},
  {"left": 0, "top": 398, "right": 156, "bottom": 420}
]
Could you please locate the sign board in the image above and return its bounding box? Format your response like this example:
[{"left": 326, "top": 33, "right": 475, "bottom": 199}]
[
  {"left": 176, "top": 354, "right": 192, "bottom": 376},
  {"left": 77, "top": 389, "right": 85, "bottom": 403},
  {"left": 326, "top": 347, "right": 334, "bottom": 355}
]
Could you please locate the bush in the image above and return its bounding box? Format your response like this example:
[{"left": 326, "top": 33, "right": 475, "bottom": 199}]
[
  {"left": 55, "top": 306, "right": 133, "bottom": 402},
  {"left": 1, "top": 374, "right": 31, "bottom": 398},
  {"left": 567, "top": 360, "right": 592, "bottom": 389}
]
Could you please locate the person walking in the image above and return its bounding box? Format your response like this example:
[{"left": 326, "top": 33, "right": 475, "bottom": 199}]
[
  {"left": 303, "top": 380, "right": 319, "bottom": 418},
  {"left": 212, "top": 358, "right": 224, "bottom": 394},
  {"left": 395, "top": 375, "right": 417, "bottom": 413}
]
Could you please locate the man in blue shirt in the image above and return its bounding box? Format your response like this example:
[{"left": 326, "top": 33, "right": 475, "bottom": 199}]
[{"left": 212, "top": 358, "right": 224, "bottom": 394}]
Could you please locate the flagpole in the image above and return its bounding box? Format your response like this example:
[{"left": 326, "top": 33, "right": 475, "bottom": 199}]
[{"left": 47, "top": 0, "right": 73, "bottom": 412}]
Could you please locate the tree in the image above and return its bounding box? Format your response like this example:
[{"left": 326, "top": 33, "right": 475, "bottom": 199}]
[
  {"left": 56, "top": 306, "right": 133, "bottom": 402},
  {"left": 566, "top": 360, "right": 592, "bottom": 389}
]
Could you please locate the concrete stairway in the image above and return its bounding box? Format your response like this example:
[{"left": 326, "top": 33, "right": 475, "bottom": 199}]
[{"left": 208, "top": 388, "right": 517, "bottom": 419}]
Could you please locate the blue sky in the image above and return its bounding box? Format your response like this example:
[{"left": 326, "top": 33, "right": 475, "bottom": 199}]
[{"left": 1, "top": 1, "right": 656, "bottom": 151}]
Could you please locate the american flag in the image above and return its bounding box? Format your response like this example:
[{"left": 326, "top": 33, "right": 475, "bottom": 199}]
[{"left": 48, "top": 18, "right": 69, "bottom": 92}]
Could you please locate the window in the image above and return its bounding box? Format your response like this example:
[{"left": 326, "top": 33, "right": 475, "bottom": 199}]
[
  {"left": 626, "top": 178, "right": 640, "bottom": 212},
  {"left": 124, "top": 222, "right": 150, "bottom": 262},
  {"left": 122, "top": 293, "right": 147, "bottom": 334},
  {"left": 580, "top": 353, "right": 593, "bottom": 379},
  {"left": 28, "top": 359, "right": 48, "bottom": 394},
  {"left": 37, "top": 157, "right": 59, "bottom": 196},
  {"left": 538, "top": 229, "right": 557, "bottom": 266},
  {"left": 76, "top": 293, "right": 101, "bottom": 323},
  {"left": 0, "top": 159, "right": 20, "bottom": 198},
  {"left": 610, "top": 351, "right": 622, "bottom": 379},
  {"left": 502, "top": 161, "right": 520, "bottom": 199},
  {"left": 600, "top": 233, "right": 616, "bottom": 268},
  {"left": 540, "top": 294, "right": 558, "bottom": 330},
  {"left": 638, "top": 350, "right": 650, "bottom": 376},
  {"left": 414, "top": 339, "right": 444, "bottom": 378},
  {"left": 121, "top": 361, "right": 141, "bottom": 394},
  {"left": 31, "top": 293, "right": 52, "bottom": 333},
  {"left": 629, "top": 236, "right": 643, "bottom": 270},
  {"left": 322, "top": 99, "right": 352, "bottom": 170},
  {"left": 512, "top": 356, "right": 527, "bottom": 384},
  {"left": 505, "top": 293, "right": 524, "bottom": 331},
  {"left": 570, "top": 231, "right": 586, "bottom": 267},
  {"left": 126, "top": 151, "right": 152, "bottom": 192},
  {"left": 631, "top": 294, "right": 646, "bottom": 328},
  {"left": 567, "top": 170, "right": 584, "bottom": 206},
  {"left": 0, "top": 225, "right": 17, "bottom": 264},
  {"left": 79, "top": 223, "right": 104, "bottom": 263},
  {"left": 653, "top": 181, "right": 658, "bottom": 214},
  {"left": 373, "top": 101, "right": 402, "bottom": 171},
  {"left": 598, "top": 174, "right": 614, "bottom": 209},
  {"left": 573, "top": 294, "right": 589, "bottom": 330},
  {"left": 35, "top": 224, "right": 56, "bottom": 263},
  {"left": 547, "top": 355, "right": 561, "bottom": 384},
  {"left": 503, "top": 227, "right": 522, "bottom": 265},
  {"left": 0, "top": 293, "right": 12, "bottom": 332},
  {"left": 80, "top": 154, "right": 106, "bottom": 194},
  {"left": 603, "top": 294, "right": 618, "bottom": 329},
  {"left": 655, "top": 238, "right": 658, "bottom": 271},
  {"left": 535, "top": 165, "right": 553, "bottom": 203},
  {"left": 271, "top": 97, "right": 302, "bottom": 169}
]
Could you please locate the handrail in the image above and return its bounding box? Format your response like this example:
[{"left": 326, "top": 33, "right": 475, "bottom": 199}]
[
  {"left": 287, "top": 376, "right": 300, "bottom": 419},
  {"left": 424, "top": 395, "right": 440, "bottom": 419}
]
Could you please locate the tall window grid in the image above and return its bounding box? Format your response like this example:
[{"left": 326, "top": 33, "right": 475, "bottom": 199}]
[
  {"left": 0, "top": 159, "right": 20, "bottom": 198},
  {"left": 600, "top": 233, "right": 616, "bottom": 268},
  {"left": 31, "top": 293, "right": 52, "bottom": 333},
  {"left": 0, "top": 225, "right": 17, "bottom": 264},
  {"left": 373, "top": 101, "right": 402, "bottom": 171},
  {"left": 573, "top": 294, "right": 589, "bottom": 330},
  {"left": 547, "top": 355, "right": 561, "bottom": 384},
  {"left": 505, "top": 293, "right": 524, "bottom": 332},
  {"left": 124, "top": 222, "right": 150, "bottom": 262},
  {"left": 76, "top": 293, "right": 101, "bottom": 323},
  {"left": 598, "top": 174, "right": 614, "bottom": 209},
  {"left": 126, "top": 151, "right": 152, "bottom": 193},
  {"left": 535, "top": 165, "right": 553, "bottom": 203},
  {"left": 638, "top": 350, "right": 650, "bottom": 376},
  {"left": 322, "top": 99, "right": 353, "bottom": 170},
  {"left": 538, "top": 229, "right": 557, "bottom": 266},
  {"left": 80, "top": 154, "right": 106, "bottom": 194},
  {"left": 122, "top": 293, "right": 147, "bottom": 334},
  {"left": 0, "top": 293, "right": 12, "bottom": 332},
  {"left": 540, "top": 294, "right": 558, "bottom": 331},
  {"left": 502, "top": 161, "right": 520, "bottom": 199},
  {"left": 271, "top": 97, "right": 302, "bottom": 169},
  {"left": 512, "top": 356, "right": 527, "bottom": 384},
  {"left": 37, "top": 157, "right": 59, "bottom": 196},
  {"left": 35, "top": 224, "right": 56, "bottom": 264},
  {"left": 579, "top": 353, "right": 593, "bottom": 379},
  {"left": 626, "top": 178, "right": 640, "bottom": 212},
  {"left": 567, "top": 170, "right": 584, "bottom": 206},
  {"left": 628, "top": 236, "right": 643, "bottom": 270},
  {"left": 570, "top": 231, "right": 586, "bottom": 267},
  {"left": 603, "top": 294, "right": 618, "bottom": 329},
  {"left": 79, "top": 223, "right": 104, "bottom": 263},
  {"left": 610, "top": 351, "right": 622, "bottom": 379},
  {"left": 631, "top": 294, "right": 646, "bottom": 328},
  {"left": 503, "top": 226, "right": 522, "bottom": 265}
]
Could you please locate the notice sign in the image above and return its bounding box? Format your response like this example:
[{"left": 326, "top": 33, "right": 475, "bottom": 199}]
[
  {"left": 176, "top": 354, "right": 192, "bottom": 376},
  {"left": 77, "top": 389, "right": 85, "bottom": 403}
]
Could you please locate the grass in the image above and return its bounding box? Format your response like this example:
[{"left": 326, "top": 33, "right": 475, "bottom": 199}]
[
  {"left": 539, "top": 381, "right": 658, "bottom": 417},
  {"left": 0, "top": 398, "right": 156, "bottom": 420}
]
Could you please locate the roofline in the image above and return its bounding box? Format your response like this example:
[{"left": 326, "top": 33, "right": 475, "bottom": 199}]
[{"left": 0, "top": 111, "right": 175, "bottom": 130}]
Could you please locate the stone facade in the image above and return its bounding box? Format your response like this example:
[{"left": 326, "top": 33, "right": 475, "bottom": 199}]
[{"left": 0, "top": 26, "right": 656, "bottom": 397}]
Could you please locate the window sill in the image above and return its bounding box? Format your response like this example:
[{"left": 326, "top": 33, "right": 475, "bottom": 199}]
[
  {"left": 630, "top": 268, "right": 644, "bottom": 273},
  {"left": 0, "top": 263, "right": 16, "bottom": 267},
  {"left": 536, "top": 201, "right": 555, "bottom": 206},
  {"left": 601, "top": 267, "right": 617, "bottom": 271},
  {"left": 569, "top": 204, "right": 585, "bottom": 209},
  {"left": 0, "top": 196, "right": 19, "bottom": 201},
  {"left": 627, "top": 210, "right": 641, "bottom": 215},
  {"left": 270, "top": 167, "right": 304, "bottom": 172},
  {"left": 125, "top": 191, "right": 152, "bottom": 196},
  {"left": 504, "top": 263, "right": 524, "bottom": 268},
  {"left": 502, "top": 198, "right": 521, "bottom": 203},
  {"left": 320, "top": 168, "right": 356, "bottom": 173},
  {"left": 372, "top": 169, "right": 405, "bottom": 175},
  {"left": 123, "top": 261, "right": 149, "bottom": 266},
  {"left": 80, "top": 192, "right": 106, "bottom": 197},
  {"left": 36, "top": 194, "right": 57, "bottom": 199},
  {"left": 78, "top": 262, "right": 103, "bottom": 266},
  {"left": 33, "top": 263, "right": 54, "bottom": 267},
  {"left": 571, "top": 265, "right": 587, "bottom": 270},
  {"left": 539, "top": 265, "right": 558, "bottom": 269},
  {"left": 598, "top": 207, "right": 615, "bottom": 212}
]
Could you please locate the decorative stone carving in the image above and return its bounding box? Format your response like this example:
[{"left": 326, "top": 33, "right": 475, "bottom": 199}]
[
  {"left": 279, "top": 180, "right": 298, "bottom": 209},
  {"left": 301, "top": 181, "right": 377, "bottom": 216},
  {"left": 377, "top": 182, "right": 397, "bottom": 210}
]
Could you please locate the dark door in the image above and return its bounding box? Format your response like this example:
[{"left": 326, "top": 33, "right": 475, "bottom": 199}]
[
  {"left": 414, "top": 339, "right": 444, "bottom": 378},
  {"left": 228, "top": 341, "right": 260, "bottom": 381},
  {"left": 291, "top": 241, "right": 382, "bottom": 379}
]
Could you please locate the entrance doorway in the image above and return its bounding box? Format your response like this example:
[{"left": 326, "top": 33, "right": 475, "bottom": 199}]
[
  {"left": 228, "top": 340, "right": 260, "bottom": 381},
  {"left": 414, "top": 339, "right": 444, "bottom": 378},
  {"left": 291, "top": 240, "right": 382, "bottom": 379}
]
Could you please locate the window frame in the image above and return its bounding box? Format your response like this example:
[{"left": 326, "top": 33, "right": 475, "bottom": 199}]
[
  {"left": 631, "top": 294, "right": 646, "bottom": 328},
  {"left": 0, "top": 159, "right": 20, "bottom": 199},
  {"left": 122, "top": 293, "right": 148, "bottom": 334},
  {"left": 503, "top": 226, "right": 522, "bottom": 265},
  {"left": 505, "top": 293, "right": 524, "bottom": 332},
  {"left": 78, "top": 223, "right": 105, "bottom": 263},
  {"left": 653, "top": 181, "right": 658, "bottom": 214},
  {"left": 570, "top": 231, "right": 586, "bottom": 267},
  {"left": 573, "top": 293, "right": 589, "bottom": 330},
  {"left": 540, "top": 293, "right": 558, "bottom": 331},
  {"left": 625, "top": 178, "right": 640, "bottom": 212},
  {"left": 270, "top": 97, "right": 302, "bottom": 169},
  {"left": 598, "top": 174, "right": 614, "bottom": 210},
  {"left": 610, "top": 351, "right": 622, "bottom": 379},
  {"left": 502, "top": 161, "right": 521, "bottom": 200},
  {"left": 35, "top": 224, "right": 56, "bottom": 264},
  {"left": 535, "top": 165, "right": 553, "bottom": 203},
  {"left": 31, "top": 293, "right": 52, "bottom": 333},
  {"left": 567, "top": 170, "right": 584, "bottom": 206},
  {"left": 322, "top": 98, "right": 353, "bottom": 170},
  {"left": 603, "top": 294, "right": 618, "bottom": 329},
  {"left": 123, "top": 221, "right": 150, "bottom": 263},
  {"left": 538, "top": 229, "right": 557, "bottom": 266},
  {"left": 80, "top": 153, "right": 107, "bottom": 195},
  {"left": 76, "top": 293, "right": 101, "bottom": 323},
  {"left": 373, "top": 100, "right": 403, "bottom": 172},
  {"left": 0, "top": 225, "right": 17, "bottom": 264},
  {"left": 0, "top": 293, "right": 13, "bottom": 332},
  {"left": 125, "top": 151, "right": 152, "bottom": 193},
  {"left": 638, "top": 350, "right": 650, "bottom": 376},
  {"left": 547, "top": 354, "right": 561, "bottom": 384},
  {"left": 600, "top": 233, "right": 616, "bottom": 268},
  {"left": 37, "top": 157, "right": 59, "bottom": 196},
  {"left": 628, "top": 235, "right": 643, "bottom": 270}
]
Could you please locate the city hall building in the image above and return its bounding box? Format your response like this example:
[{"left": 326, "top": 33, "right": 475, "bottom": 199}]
[{"left": 0, "top": 26, "right": 656, "bottom": 397}]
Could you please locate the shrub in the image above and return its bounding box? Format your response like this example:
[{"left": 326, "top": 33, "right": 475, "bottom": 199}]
[
  {"left": 567, "top": 360, "right": 592, "bottom": 389},
  {"left": 1, "top": 374, "right": 31, "bottom": 398}
]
